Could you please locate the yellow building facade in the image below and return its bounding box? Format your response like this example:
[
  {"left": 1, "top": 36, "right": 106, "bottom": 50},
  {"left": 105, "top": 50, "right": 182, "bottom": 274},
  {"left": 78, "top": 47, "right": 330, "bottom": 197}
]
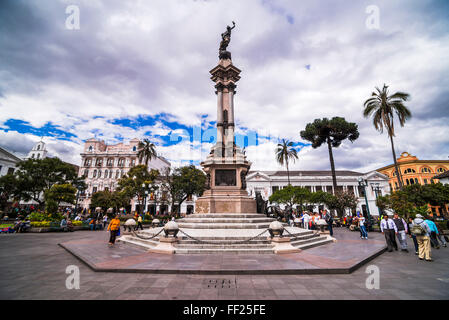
[{"left": 377, "top": 152, "right": 449, "bottom": 215}]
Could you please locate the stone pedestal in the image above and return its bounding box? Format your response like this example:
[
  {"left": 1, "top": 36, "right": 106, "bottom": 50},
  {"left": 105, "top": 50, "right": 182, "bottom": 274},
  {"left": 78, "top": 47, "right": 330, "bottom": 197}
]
[
  {"left": 147, "top": 237, "right": 178, "bottom": 254},
  {"left": 195, "top": 56, "right": 257, "bottom": 213},
  {"left": 270, "top": 236, "right": 301, "bottom": 254}
]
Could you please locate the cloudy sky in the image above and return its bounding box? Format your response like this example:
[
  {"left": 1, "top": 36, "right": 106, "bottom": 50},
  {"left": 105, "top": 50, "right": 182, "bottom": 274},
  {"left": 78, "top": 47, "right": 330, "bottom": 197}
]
[{"left": 1, "top": 0, "right": 448, "bottom": 172}]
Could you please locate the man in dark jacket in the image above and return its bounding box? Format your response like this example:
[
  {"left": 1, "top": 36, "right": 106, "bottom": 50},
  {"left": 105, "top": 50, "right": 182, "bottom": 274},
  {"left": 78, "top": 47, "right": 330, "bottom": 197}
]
[
  {"left": 323, "top": 209, "right": 333, "bottom": 236},
  {"left": 393, "top": 213, "right": 408, "bottom": 252}
]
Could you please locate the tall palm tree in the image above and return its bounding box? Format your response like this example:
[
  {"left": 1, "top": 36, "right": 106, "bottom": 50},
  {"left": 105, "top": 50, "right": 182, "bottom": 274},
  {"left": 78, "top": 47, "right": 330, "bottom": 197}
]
[
  {"left": 275, "top": 139, "right": 299, "bottom": 185},
  {"left": 137, "top": 139, "right": 157, "bottom": 166},
  {"left": 363, "top": 84, "right": 411, "bottom": 190}
]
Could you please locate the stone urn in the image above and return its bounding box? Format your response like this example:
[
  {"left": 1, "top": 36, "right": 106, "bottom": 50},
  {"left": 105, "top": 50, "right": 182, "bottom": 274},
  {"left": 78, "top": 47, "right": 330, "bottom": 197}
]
[
  {"left": 151, "top": 219, "right": 160, "bottom": 228},
  {"left": 268, "top": 221, "right": 284, "bottom": 238},
  {"left": 124, "top": 218, "right": 136, "bottom": 232},
  {"left": 293, "top": 218, "right": 301, "bottom": 227},
  {"left": 316, "top": 219, "right": 327, "bottom": 233},
  {"left": 163, "top": 221, "right": 179, "bottom": 238}
]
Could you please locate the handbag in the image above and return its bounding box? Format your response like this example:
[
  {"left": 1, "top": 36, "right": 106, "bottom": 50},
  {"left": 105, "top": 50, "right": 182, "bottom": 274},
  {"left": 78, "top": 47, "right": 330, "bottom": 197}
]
[{"left": 116, "top": 227, "right": 121, "bottom": 236}]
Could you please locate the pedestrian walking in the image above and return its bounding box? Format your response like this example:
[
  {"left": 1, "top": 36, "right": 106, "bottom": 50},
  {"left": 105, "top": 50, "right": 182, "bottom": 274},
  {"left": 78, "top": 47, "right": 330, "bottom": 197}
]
[
  {"left": 425, "top": 217, "right": 440, "bottom": 249},
  {"left": 89, "top": 218, "right": 96, "bottom": 231},
  {"left": 107, "top": 215, "right": 121, "bottom": 246},
  {"left": 302, "top": 212, "right": 310, "bottom": 230},
  {"left": 392, "top": 213, "right": 409, "bottom": 252},
  {"left": 435, "top": 222, "right": 447, "bottom": 248},
  {"left": 103, "top": 215, "right": 108, "bottom": 229},
  {"left": 411, "top": 214, "right": 432, "bottom": 261},
  {"left": 408, "top": 217, "right": 419, "bottom": 255},
  {"left": 323, "top": 209, "right": 334, "bottom": 236},
  {"left": 358, "top": 215, "right": 368, "bottom": 239},
  {"left": 136, "top": 215, "right": 143, "bottom": 231},
  {"left": 380, "top": 214, "right": 398, "bottom": 252}
]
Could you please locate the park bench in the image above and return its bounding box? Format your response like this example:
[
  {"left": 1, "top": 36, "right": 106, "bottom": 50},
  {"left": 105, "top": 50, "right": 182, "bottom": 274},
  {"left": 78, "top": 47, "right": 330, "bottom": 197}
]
[{"left": 49, "top": 222, "right": 65, "bottom": 232}]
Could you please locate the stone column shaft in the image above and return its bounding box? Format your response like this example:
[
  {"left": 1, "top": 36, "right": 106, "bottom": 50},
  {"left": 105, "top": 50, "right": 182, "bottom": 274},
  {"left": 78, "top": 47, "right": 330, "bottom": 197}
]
[{"left": 229, "top": 90, "right": 235, "bottom": 124}]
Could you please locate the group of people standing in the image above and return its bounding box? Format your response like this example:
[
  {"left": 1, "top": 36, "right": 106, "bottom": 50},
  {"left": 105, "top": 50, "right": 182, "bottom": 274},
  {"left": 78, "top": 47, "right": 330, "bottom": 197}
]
[
  {"left": 289, "top": 209, "right": 334, "bottom": 236},
  {"left": 381, "top": 213, "right": 447, "bottom": 262}
]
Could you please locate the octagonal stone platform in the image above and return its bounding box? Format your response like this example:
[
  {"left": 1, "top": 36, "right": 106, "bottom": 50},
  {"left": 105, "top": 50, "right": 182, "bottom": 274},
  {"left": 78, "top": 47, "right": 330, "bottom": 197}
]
[
  {"left": 117, "top": 213, "right": 335, "bottom": 254},
  {"left": 59, "top": 228, "right": 387, "bottom": 275}
]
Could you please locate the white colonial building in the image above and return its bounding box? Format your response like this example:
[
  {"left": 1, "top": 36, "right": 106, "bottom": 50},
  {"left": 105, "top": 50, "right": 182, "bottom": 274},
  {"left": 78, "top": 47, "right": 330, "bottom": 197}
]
[
  {"left": 0, "top": 147, "right": 21, "bottom": 177},
  {"left": 245, "top": 170, "right": 390, "bottom": 217},
  {"left": 78, "top": 138, "right": 171, "bottom": 211}
]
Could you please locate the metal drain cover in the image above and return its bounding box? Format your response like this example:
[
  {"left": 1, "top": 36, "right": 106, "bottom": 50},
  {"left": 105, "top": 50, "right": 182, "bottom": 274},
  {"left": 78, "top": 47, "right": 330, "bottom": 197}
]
[{"left": 203, "top": 278, "right": 237, "bottom": 289}]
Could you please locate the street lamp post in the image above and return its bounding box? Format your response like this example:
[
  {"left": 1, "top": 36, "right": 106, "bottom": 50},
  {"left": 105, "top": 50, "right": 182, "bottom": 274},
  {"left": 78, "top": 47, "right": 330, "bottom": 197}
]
[
  {"left": 357, "top": 178, "right": 372, "bottom": 227},
  {"left": 73, "top": 185, "right": 85, "bottom": 220},
  {"left": 141, "top": 182, "right": 152, "bottom": 216},
  {"left": 371, "top": 183, "right": 382, "bottom": 216}
]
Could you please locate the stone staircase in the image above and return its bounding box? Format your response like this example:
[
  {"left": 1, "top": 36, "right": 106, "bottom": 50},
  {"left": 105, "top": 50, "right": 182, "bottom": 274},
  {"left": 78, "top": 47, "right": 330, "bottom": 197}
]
[{"left": 118, "top": 213, "right": 334, "bottom": 254}]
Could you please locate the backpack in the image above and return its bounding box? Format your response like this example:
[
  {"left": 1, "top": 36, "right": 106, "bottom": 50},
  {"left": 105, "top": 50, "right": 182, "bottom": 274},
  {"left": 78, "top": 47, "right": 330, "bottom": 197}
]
[{"left": 411, "top": 222, "right": 426, "bottom": 236}]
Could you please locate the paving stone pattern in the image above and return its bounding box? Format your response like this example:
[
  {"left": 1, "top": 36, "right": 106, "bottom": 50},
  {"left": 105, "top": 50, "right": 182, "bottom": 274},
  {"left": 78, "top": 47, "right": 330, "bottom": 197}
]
[{"left": 0, "top": 228, "right": 448, "bottom": 300}]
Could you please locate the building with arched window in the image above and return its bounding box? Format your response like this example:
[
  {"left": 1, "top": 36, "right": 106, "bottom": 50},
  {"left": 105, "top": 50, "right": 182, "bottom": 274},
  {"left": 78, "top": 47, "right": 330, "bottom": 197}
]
[
  {"left": 376, "top": 151, "right": 449, "bottom": 215},
  {"left": 27, "top": 141, "right": 48, "bottom": 160},
  {"left": 78, "top": 138, "right": 171, "bottom": 211}
]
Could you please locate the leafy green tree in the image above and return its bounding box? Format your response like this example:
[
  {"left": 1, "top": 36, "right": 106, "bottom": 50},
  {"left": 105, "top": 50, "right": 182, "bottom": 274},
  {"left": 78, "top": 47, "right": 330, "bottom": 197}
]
[
  {"left": 375, "top": 195, "right": 391, "bottom": 214},
  {"left": 300, "top": 117, "right": 359, "bottom": 193},
  {"left": 14, "top": 157, "right": 77, "bottom": 208},
  {"left": 0, "top": 174, "right": 20, "bottom": 210},
  {"left": 269, "top": 186, "right": 312, "bottom": 212},
  {"left": 168, "top": 165, "right": 206, "bottom": 214},
  {"left": 377, "top": 191, "right": 414, "bottom": 219},
  {"left": 90, "top": 190, "right": 130, "bottom": 215},
  {"left": 44, "top": 184, "right": 77, "bottom": 207},
  {"left": 117, "top": 165, "right": 159, "bottom": 214},
  {"left": 269, "top": 185, "right": 298, "bottom": 208},
  {"left": 422, "top": 183, "right": 449, "bottom": 214},
  {"left": 137, "top": 139, "right": 157, "bottom": 166},
  {"left": 90, "top": 190, "right": 113, "bottom": 212},
  {"left": 363, "top": 84, "right": 411, "bottom": 189},
  {"left": 309, "top": 190, "right": 335, "bottom": 213},
  {"left": 275, "top": 139, "right": 298, "bottom": 185},
  {"left": 294, "top": 187, "right": 312, "bottom": 212},
  {"left": 325, "top": 190, "right": 358, "bottom": 218}
]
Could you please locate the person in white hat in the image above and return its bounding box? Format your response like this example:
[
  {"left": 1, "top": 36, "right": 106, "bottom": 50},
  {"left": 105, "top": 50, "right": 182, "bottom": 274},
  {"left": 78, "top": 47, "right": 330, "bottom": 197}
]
[{"left": 412, "top": 214, "right": 432, "bottom": 261}]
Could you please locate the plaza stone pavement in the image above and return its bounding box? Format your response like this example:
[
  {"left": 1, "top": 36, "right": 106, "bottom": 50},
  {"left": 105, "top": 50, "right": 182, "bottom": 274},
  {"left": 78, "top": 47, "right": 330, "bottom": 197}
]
[{"left": 0, "top": 229, "right": 448, "bottom": 300}]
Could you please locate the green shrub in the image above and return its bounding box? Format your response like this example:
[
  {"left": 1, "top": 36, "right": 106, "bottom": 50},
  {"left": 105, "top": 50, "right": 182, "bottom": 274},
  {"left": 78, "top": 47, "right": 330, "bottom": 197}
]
[
  {"left": 30, "top": 221, "right": 51, "bottom": 228},
  {"left": 29, "top": 212, "right": 64, "bottom": 222},
  {"left": 29, "top": 212, "right": 49, "bottom": 222},
  {"left": 71, "top": 221, "right": 83, "bottom": 226},
  {"left": 45, "top": 200, "right": 58, "bottom": 215}
]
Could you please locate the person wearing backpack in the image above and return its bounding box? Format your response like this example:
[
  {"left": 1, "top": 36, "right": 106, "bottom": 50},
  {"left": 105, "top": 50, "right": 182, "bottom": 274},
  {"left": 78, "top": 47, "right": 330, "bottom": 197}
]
[
  {"left": 412, "top": 214, "right": 432, "bottom": 261},
  {"left": 323, "top": 209, "right": 334, "bottom": 236}
]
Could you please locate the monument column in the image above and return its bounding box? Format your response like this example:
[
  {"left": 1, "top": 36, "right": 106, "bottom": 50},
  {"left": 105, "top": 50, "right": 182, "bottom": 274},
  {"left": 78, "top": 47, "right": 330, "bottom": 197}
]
[
  {"left": 195, "top": 21, "right": 257, "bottom": 214},
  {"left": 216, "top": 87, "right": 224, "bottom": 157},
  {"left": 225, "top": 87, "right": 235, "bottom": 158}
]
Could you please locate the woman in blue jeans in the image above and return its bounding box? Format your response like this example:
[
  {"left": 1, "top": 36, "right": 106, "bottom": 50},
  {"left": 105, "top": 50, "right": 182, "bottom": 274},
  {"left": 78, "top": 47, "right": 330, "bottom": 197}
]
[{"left": 359, "top": 216, "right": 368, "bottom": 239}]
